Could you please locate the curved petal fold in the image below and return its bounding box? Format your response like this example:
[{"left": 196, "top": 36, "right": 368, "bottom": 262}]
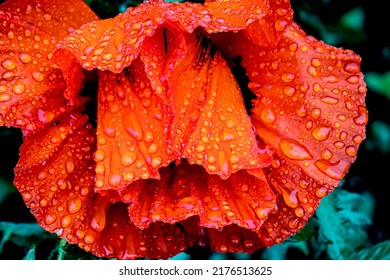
[
  {"left": 119, "top": 161, "right": 276, "bottom": 231},
  {"left": 221, "top": 23, "right": 366, "bottom": 238},
  {"left": 51, "top": 0, "right": 278, "bottom": 74},
  {"left": 0, "top": 0, "right": 98, "bottom": 134}
]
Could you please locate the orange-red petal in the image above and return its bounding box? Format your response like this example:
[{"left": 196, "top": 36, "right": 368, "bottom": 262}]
[
  {"left": 0, "top": 0, "right": 98, "bottom": 134},
  {"left": 94, "top": 62, "right": 171, "bottom": 191},
  {"left": 119, "top": 161, "right": 276, "bottom": 231},
  {"left": 168, "top": 33, "right": 272, "bottom": 178},
  {"left": 220, "top": 23, "right": 366, "bottom": 239},
  {"left": 51, "top": 0, "right": 276, "bottom": 74},
  {"left": 13, "top": 111, "right": 189, "bottom": 259}
]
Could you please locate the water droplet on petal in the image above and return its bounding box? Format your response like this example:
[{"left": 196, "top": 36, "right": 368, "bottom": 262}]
[
  {"left": 67, "top": 197, "right": 82, "bottom": 214},
  {"left": 19, "top": 53, "right": 32, "bottom": 63},
  {"left": 260, "top": 107, "right": 276, "bottom": 124},
  {"left": 279, "top": 139, "right": 312, "bottom": 160},
  {"left": 32, "top": 71, "right": 44, "bottom": 82},
  {"left": 121, "top": 152, "right": 137, "bottom": 166},
  {"left": 282, "top": 189, "right": 299, "bottom": 208},
  {"left": 282, "top": 73, "right": 295, "bottom": 83},
  {"left": 61, "top": 216, "right": 71, "bottom": 228},
  {"left": 12, "top": 81, "right": 26, "bottom": 94},
  {"left": 312, "top": 126, "right": 332, "bottom": 141},
  {"left": 353, "top": 107, "right": 368, "bottom": 126},
  {"left": 65, "top": 160, "right": 75, "bottom": 173},
  {"left": 90, "top": 207, "right": 106, "bottom": 232},
  {"left": 314, "top": 160, "right": 350, "bottom": 180},
  {"left": 1, "top": 59, "right": 16, "bottom": 70},
  {"left": 45, "top": 214, "right": 57, "bottom": 225},
  {"left": 344, "top": 62, "right": 360, "bottom": 73},
  {"left": 0, "top": 94, "right": 12, "bottom": 102}
]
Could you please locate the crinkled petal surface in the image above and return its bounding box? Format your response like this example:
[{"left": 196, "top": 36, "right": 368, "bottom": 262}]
[
  {"left": 217, "top": 23, "right": 367, "bottom": 241},
  {"left": 6, "top": 0, "right": 367, "bottom": 260},
  {"left": 0, "top": 0, "right": 98, "bottom": 134}
]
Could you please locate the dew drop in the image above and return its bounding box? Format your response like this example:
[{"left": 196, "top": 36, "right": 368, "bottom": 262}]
[
  {"left": 151, "top": 156, "right": 162, "bottom": 168},
  {"left": 121, "top": 152, "right": 137, "bottom": 166},
  {"left": 312, "top": 126, "right": 331, "bottom": 141},
  {"left": 65, "top": 160, "right": 75, "bottom": 173},
  {"left": 279, "top": 139, "right": 312, "bottom": 160},
  {"left": 345, "top": 146, "right": 357, "bottom": 156},
  {"left": 321, "top": 149, "right": 333, "bottom": 160},
  {"left": 344, "top": 62, "right": 360, "bottom": 73},
  {"left": 347, "top": 75, "right": 360, "bottom": 84},
  {"left": 37, "top": 171, "right": 48, "bottom": 180},
  {"left": 219, "top": 244, "right": 228, "bottom": 253},
  {"left": 61, "top": 216, "right": 71, "bottom": 228},
  {"left": 353, "top": 106, "right": 368, "bottom": 126},
  {"left": 12, "top": 81, "right": 26, "bottom": 95},
  {"left": 282, "top": 189, "right": 298, "bottom": 208},
  {"left": 93, "top": 150, "right": 105, "bottom": 162},
  {"left": 294, "top": 207, "right": 305, "bottom": 218},
  {"left": 283, "top": 86, "right": 295, "bottom": 96},
  {"left": 102, "top": 112, "right": 116, "bottom": 138},
  {"left": 84, "top": 235, "right": 95, "bottom": 245},
  {"left": 57, "top": 178, "right": 67, "bottom": 190},
  {"left": 282, "top": 73, "right": 295, "bottom": 83},
  {"left": 218, "top": 151, "right": 229, "bottom": 177},
  {"left": 90, "top": 207, "right": 106, "bottom": 232},
  {"left": 108, "top": 173, "right": 122, "bottom": 187},
  {"left": 321, "top": 96, "right": 339, "bottom": 105},
  {"left": 1, "top": 59, "right": 16, "bottom": 70},
  {"left": 288, "top": 217, "right": 299, "bottom": 229},
  {"left": 256, "top": 207, "right": 270, "bottom": 219},
  {"left": 314, "top": 160, "right": 349, "bottom": 180},
  {"left": 32, "top": 71, "right": 44, "bottom": 82},
  {"left": 67, "top": 197, "right": 82, "bottom": 214},
  {"left": 260, "top": 107, "right": 276, "bottom": 124},
  {"left": 0, "top": 94, "right": 12, "bottom": 102},
  {"left": 45, "top": 214, "right": 57, "bottom": 225}
]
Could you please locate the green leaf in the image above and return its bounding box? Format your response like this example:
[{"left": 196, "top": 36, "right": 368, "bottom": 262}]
[
  {"left": 312, "top": 189, "right": 375, "bottom": 259},
  {"left": 23, "top": 245, "right": 36, "bottom": 260},
  {"left": 0, "top": 222, "right": 56, "bottom": 253},
  {"left": 354, "top": 241, "right": 390, "bottom": 260},
  {"left": 365, "top": 71, "right": 390, "bottom": 99}
]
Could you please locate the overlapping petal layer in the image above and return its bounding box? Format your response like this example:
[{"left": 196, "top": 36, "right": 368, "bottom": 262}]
[
  {"left": 0, "top": 0, "right": 98, "bottom": 134},
  {"left": 3, "top": 0, "right": 367, "bottom": 260},
  {"left": 217, "top": 22, "right": 367, "bottom": 240}
]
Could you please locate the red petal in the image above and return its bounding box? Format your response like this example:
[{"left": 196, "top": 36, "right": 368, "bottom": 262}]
[
  {"left": 243, "top": 0, "right": 293, "bottom": 47},
  {"left": 168, "top": 33, "right": 272, "bottom": 178},
  {"left": 181, "top": 216, "right": 272, "bottom": 254},
  {"left": 222, "top": 23, "right": 366, "bottom": 239},
  {"left": 119, "top": 161, "right": 276, "bottom": 231},
  {"left": 51, "top": 0, "right": 272, "bottom": 73},
  {"left": 0, "top": 0, "right": 98, "bottom": 134},
  {"left": 13, "top": 111, "right": 189, "bottom": 259},
  {"left": 94, "top": 62, "right": 171, "bottom": 191}
]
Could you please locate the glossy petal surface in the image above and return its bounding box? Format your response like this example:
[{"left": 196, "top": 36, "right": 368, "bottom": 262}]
[
  {"left": 221, "top": 23, "right": 367, "bottom": 239},
  {"left": 0, "top": 0, "right": 98, "bottom": 134}
]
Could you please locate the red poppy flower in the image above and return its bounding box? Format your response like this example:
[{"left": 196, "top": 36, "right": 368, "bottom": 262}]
[{"left": 0, "top": 0, "right": 367, "bottom": 259}]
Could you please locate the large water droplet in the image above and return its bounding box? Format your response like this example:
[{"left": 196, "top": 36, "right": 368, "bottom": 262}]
[
  {"left": 314, "top": 159, "right": 350, "bottom": 180},
  {"left": 90, "top": 207, "right": 106, "bottom": 232},
  {"left": 67, "top": 197, "right": 82, "bottom": 214},
  {"left": 282, "top": 189, "right": 299, "bottom": 208},
  {"left": 312, "top": 126, "right": 332, "bottom": 141},
  {"left": 260, "top": 107, "right": 276, "bottom": 124},
  {"left": 279, "top": 139, "right": 313, "bottom": 160},
  {"left": 353, "top": 106, "right": 368, "bottom": 126}
]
